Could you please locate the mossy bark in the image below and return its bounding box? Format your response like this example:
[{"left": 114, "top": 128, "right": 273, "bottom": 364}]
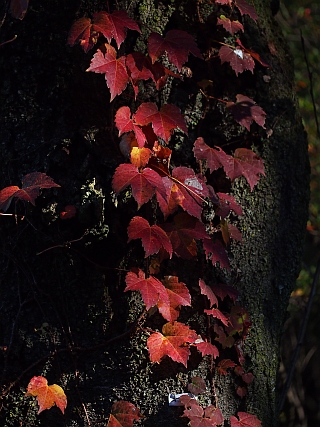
[{"left": 0, "top": 0, "right": 309, "bottom": 426}]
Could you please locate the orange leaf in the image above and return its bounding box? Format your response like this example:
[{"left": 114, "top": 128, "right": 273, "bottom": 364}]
[
  {"left": 26, "top": 376, "right": 67, "bottom": 414},
  {"left": 130, "top": 147, "right": 152, "bottom": 168}
]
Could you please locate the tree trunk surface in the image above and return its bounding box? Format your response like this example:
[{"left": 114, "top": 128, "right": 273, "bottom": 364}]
[{"left": 0, "top": 1, "right": 309, "bottom": 426}]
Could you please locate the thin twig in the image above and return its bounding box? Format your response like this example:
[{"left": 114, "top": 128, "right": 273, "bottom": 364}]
[
  {"left": 300, "top": 31, "right": 320, "bottom": 139},
  {"left": 278, "top": 258, "right": 320, "bottom": 412}
]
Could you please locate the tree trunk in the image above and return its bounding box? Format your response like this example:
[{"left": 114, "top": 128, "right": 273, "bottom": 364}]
[{"left": 0, "top": 1, "right": 309, "bottom": 426}]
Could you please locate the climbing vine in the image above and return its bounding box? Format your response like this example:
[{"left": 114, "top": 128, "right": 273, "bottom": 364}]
[{"left": 0, "top": 1, "right": 273, "bottom": 426}]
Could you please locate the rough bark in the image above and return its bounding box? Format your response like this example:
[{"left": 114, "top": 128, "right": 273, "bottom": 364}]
[{"left": 0, "top": 1, "right": 309, "bottom": 427}]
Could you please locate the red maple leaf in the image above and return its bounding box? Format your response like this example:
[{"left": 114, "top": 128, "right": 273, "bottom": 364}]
[
  {"left": 223, "top": 148, "right": 265, "bottom": 191},
  {"left": 127, "top": 216, "right": 172, "bottom": 258},
  {"left": 156, "top": 168, "right": 209, "bottom": 221},
  {"left": 26, "top": 376, "right": 67, "bottom": 414},
  {"left": 147, "top": 321, "right": 198, "bottom": 366},
  {"left": 182, "top": 400, "right": 224, "bottom": 427},
  {"left": 68, "top": 17, "right": 93, "bottom": 52},
  {"left": 148, "top": 30, "right": 202, "bottom": 71},
  {"left": 227, "top": 94, "right": 266, "bottom": 131},
  {"left": 234, "top": 0, "right": 258, "bottom": 22},
  {"left": 68, "top": 11, "right": 138, "bottom": 53},
  {"left": 98, "top": 10, "right": 141, "bottom": 49},
  {"left": 112, "top": 164, "right": 165, "bottom": 208},
  {"left": 219, "top": 45, "right": 255, "bottom": 75},
  {"left": 125, "top": 269, "right": 169, "bottom": 310},
  {"left": 217, "top": 15, "right": 244, "bottom": 35},
  {"left": 194, "top": 340, "right": 219, "bottom": 358},
  {"left": 0, "top": 172, "right": 60, "bottom": 212},
  {"left": 217, "top": 359, "right": 237, "bottom": 375},
  {"left": 199, "top": 279, "right": 219, "bottom": 307},
  {"left": 157, "top": 276, "right": 191, "bottom": 322},
  {"left": 204, "top": 308, "right": 229, "bottom": 326},
  {"left": 230, "top": 412, "right": 262, "bottom": 427},
  {"left": 202, "top": 239, "right": 230, "bottom": 269},
  {"left": 134, "top": 103, "right": 188, "bottom": 143},
  {"left": 193, "top": 137, "right": 231, "bottom": 174},
  {"left": 115, "top": 107, "right": 148, "bottom": 147},
  {"left": 161, "top": 213, "right": 209, "bottom": 259},
  {"left": 86, "top": 44, "right": 129, "bottom": 101},
  {"left": 107, "top": 400, "right": 142, "bottom": 427}
]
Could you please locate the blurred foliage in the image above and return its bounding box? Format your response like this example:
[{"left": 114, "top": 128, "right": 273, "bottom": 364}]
[
  {"left": 277, "top": 3, "right": 320, "bottom": 426},
  {"left": 277, "top": 1, "right": 320, "bottom": 235}
]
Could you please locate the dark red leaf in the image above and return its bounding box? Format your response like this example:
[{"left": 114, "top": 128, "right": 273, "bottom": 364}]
[
  {"left": 228, "top": 223, "right": 242, "bottom": 242},
  {"left": 86, "top": 44, "right": 129, "bottom": 101},
  {"left": 234, "top": 0, "right": 258, "bottom": 22},
  {"left": 112, "top": 164, "right": 165, "bottom": 208},
  {"left": 217, "top": 15, "right": 244, "bottom": 35},
  {"left": 204, "top": 308, "right": 229, "bottom": 326},
  {"left": 194, "top": 340, "right": 219, "bottom": 358},
  {"left": 67, "top": 17, "right": 95, "bottom": 53},
  {"left": 219, "top": 45, "right": 255, "bottom": 76},
  {"left": 225, "top": 306, "right": 251, "bottom": 336},
  {"left": 148, "top": 30, "right": 202, "bottom": 71},
  {"left": 161, "top": 213, "right": 209, "bottom": 259},
  {"left": 202, "top": 239, "right": 230, "bottom": 269},
  {"left": 127, "top": 216, "right": 172, "bottom": 258},
  {"left": 236, "top": 386, "right": 248, "bottom": 398},
  {"left": 10, "top": 0, "right": 29, "bottom": 20},
  {"left": 188, "top": 377, "right": 207, "bottom": 396},
  {"left": 125, "top": 269, "right": 169, "bottom": 310},
  {"left": 211, "top": 283, "right": 239, "bottom": 303},
  {"left": 242, "top": 372, "right": 254, "bottom": 384},
  {"left": 230, "top": 412, "right": 262, "bottom": 427},
  {"left": 227, "top": 94, "right": 266, "bottom": 131},
  {"left": 107, "top": 400, "right": 142, "bottom": 427},
  {"left": 214, "top": 324, "right": 235, "bottom": 348},
  {"left": 216, "top": 192, "right": 243, "bottom": 218}
]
